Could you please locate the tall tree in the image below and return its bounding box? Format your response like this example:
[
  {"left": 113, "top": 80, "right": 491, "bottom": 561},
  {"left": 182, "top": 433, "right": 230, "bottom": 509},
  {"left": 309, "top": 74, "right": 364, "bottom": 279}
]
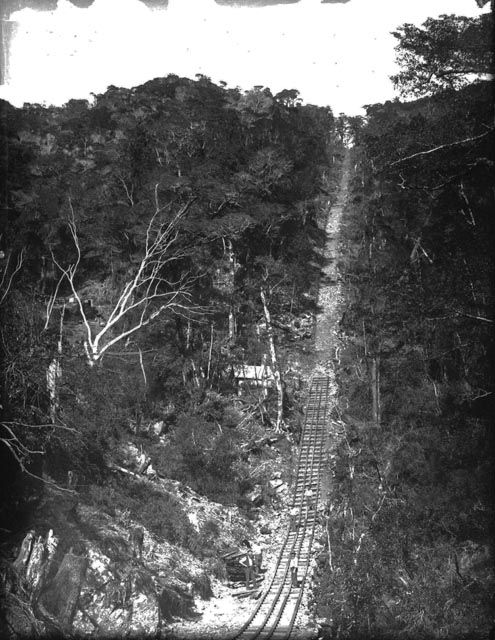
[
  {"left": 48, "top": 193, "right": 197, "bottom": 367},
  {"left": 391, "top": 13, "right": 493, "bottom": 96}
]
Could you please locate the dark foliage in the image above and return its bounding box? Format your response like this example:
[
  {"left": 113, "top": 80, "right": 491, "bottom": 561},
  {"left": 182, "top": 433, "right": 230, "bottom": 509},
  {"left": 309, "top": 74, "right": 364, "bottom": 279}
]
[
  {"left": 314, "top": 69, "right": 494, "bottom": 640},
  {"left": 0, "top": 74, "right": 338, "bottom": 536}
]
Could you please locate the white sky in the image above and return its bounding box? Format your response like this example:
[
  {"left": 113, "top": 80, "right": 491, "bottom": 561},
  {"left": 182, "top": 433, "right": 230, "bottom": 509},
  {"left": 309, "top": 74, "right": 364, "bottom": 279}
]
[{"left": 0, "top": 0, "right": 487, "bottom": 115}]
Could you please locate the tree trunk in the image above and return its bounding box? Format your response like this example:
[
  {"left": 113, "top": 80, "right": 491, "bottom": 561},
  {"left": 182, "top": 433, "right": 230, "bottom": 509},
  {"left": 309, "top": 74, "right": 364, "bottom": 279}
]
[
  {"left": 371, "top": 356, "right": 381, "bottom": 425},
  {"left": 260, "top": 286, "right": 284, "bottom": 432},
  {"left": 207, "top": 323, "right": 214, "bottom": 381},
  {"left": 47, "top": 304, "right": 65, "bottom": 421},
  {"left": 326, "top": 519, "right": 333, "bottom": 571},
  {"left": 227, "top": 238, "right": 237, "bottom": 343},
  {"left": 229, "top": 307, "right": 236, "bottom": 343},
  {"left": 190, "top": 359, "right": 202, "bottom": 388},
  {"left": 186, "top": 317, "right": 192, "bottom": 352}
]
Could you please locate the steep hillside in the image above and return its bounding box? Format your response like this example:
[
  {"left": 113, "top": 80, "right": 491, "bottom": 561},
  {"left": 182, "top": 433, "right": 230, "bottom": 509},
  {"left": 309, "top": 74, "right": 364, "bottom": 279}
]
[
  {"left": 0, "top": 75, "right": 343, "bottom": 636},
  {"left": 313, "top": 82, "right": 494, "bottom": 639}
]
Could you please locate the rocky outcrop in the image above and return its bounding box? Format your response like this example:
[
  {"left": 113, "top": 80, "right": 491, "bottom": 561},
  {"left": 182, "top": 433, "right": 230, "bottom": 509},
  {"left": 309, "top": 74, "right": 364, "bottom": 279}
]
[
  {"left": 1, "top": 501, "right": 213, "bottom": 637},
  {"left": 40, "top": 550, "right": 88, "bottom": 632},
  {"left": 0, "top": 453, "right": 262, "bottom": 638}
]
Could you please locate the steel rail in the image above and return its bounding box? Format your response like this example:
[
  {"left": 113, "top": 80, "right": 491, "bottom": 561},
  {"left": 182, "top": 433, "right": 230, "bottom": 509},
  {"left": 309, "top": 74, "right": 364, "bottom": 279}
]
[
  {"left": 232, "top": 381, "right": 325, "bottom": 640},
  {"left": 230, "top": 382, "right": 324, "bottom": 639},
  {"left": 262, "top": 474, "right": 323, "bottom": 640},
  {"left": 231, "top": 376, "right": 331, "bottom": 640},
  {"left": 253, "top": 376, "right": 329, "bottom": 639},
  {"left": 247, "top": 387, "right": 325, "bottom": 640},
  {"left": 267, "top": 380, "right": 331, "bottom": 638}
]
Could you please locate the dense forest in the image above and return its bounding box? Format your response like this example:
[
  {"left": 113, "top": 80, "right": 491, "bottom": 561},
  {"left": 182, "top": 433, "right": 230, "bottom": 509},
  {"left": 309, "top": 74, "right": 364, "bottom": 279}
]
[
  {"left": 314, "top": 11, "right": 494, "bottom": 640},
  {"left": 0, "top": 74, "right": 342, "bottom": 635},
  {"left": 0, "top": 6, "right": 493, "bottom": 640},
  {"left": 0, "top": 75, "right": 336, "bottom": 490}
]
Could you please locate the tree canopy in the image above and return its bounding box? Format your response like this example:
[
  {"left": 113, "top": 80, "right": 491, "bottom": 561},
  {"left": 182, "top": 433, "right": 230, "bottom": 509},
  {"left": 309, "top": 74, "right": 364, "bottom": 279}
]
[
  {"left": 391, "top": 12, "right": 493, "bottom": 96},
  {"left": 0, "top": 74, "right": 339, "bottom": 497},
  {"left": 313, "top": 11, "right": 494, "bottom": 638}
]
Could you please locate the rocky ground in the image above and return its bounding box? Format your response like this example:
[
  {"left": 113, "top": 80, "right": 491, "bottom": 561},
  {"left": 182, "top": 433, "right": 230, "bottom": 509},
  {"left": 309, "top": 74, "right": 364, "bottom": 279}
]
[{"left": 164, "top": 507, "right": 288, "bottom": 639}]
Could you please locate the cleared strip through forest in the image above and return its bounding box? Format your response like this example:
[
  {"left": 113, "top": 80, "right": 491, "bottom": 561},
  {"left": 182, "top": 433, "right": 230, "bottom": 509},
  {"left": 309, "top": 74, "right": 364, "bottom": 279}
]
[{"left": 231, "top": 151, "right": 351, "bottom": 640}]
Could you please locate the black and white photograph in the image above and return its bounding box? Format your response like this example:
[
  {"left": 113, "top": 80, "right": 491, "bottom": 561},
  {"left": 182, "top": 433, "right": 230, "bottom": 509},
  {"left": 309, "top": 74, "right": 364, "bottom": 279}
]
[{"left": 0, "top": 0, "right": 493, "bottom": 638}]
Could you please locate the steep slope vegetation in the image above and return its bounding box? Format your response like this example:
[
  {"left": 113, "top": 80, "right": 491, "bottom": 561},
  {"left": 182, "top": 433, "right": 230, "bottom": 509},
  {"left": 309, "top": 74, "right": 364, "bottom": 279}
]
[
  {"left": 314, "top": 81, "right": 494, "bottom": 639},
  {"left": 0, "top": 76, "right": 343, "bottom": 635}
]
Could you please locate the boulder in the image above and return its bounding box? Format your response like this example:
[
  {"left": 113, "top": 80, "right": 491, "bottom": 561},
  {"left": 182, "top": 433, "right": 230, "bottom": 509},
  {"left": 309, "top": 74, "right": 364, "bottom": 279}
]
[
  {"left": 1, "top": 592, "right": 38, "bottom": 638},
  {"left": 275, "top": 482, "right": 289, "bottom": 494},
  {"left": 159, "top": 586, "right": 194, "bottom": 620},
  {"left": 191, "top": 573, "right": 213, "bottom": 599},
  {"left": 3, "top": 472, "right": 242, "bottom": 637},
  {"left": 40, "top": 551, "right": 88, "bottom": 631},
  {"left": 143, "top": 462, "right": 156, "bottom": 477},
  {"left": 120, "top": 442, "right": 141, "bottom": 467},
  {"left": 245, "top": 486, "right": 263, "bottom": 507},
  {"left": 127, "top": 592, "right": 160, "bottom": 636},
  {"left": 151, "top": 421, "right": 165, "bottom": 437},
  {"left": 72, "top": 547, "right": 160, "bottom": 636},
  {"left": 188, "top": 512, "right": 200, "bottom": 531}
]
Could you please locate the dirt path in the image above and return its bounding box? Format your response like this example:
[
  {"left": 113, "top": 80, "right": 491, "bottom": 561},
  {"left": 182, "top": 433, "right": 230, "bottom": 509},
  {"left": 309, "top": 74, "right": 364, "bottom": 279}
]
[{"left": 314, "top": 149, "right": 351, "bottom": 371}]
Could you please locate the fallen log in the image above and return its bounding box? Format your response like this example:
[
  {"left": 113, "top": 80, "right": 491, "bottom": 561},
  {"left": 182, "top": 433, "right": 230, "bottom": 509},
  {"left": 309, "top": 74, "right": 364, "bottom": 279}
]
[
  {"left": 234, "top": 588, "right": 261, "bottom": 599},
  {"left": 221, "top": 550, "right": 244, "bottom": 561},
  {"left": 227, "top": 576, "right": 263, "bottom": 588}
]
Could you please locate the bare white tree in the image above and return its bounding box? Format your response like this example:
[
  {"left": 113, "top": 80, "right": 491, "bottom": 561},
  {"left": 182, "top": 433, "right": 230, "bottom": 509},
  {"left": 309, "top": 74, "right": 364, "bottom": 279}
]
[{"left": 50, "top": 189, "right": 197, "bottom": 366}]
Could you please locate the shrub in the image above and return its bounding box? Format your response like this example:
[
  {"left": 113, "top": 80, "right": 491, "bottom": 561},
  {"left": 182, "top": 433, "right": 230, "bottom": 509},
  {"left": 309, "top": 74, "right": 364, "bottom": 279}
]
[
  {"left": 87, "top": 478, "right": 198, "bottom": 550},
  {"left": 155, "top": 412, "right": 244, "bottom": 504},
  {"left": 138, "top": 494, "right": 197, "bottom": 548}
]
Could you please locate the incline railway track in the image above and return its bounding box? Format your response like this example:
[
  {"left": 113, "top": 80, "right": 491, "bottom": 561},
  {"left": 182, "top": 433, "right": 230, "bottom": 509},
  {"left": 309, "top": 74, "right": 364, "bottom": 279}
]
[{"left": 231, "top": 376, "right": 333, "bottom": 640}]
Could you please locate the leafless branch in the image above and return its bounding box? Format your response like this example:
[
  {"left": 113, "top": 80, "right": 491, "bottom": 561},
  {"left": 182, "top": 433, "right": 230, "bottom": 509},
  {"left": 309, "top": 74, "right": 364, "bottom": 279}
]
[
  {"left": 138, "top": 347, "right": 147, "bottom": 387},
  {"left": 44, "top": 274, "right": 65, "bottom": 330},
  {"left": 118, "top": 175, "right": 135, "bottom": 206},
  {"left": 470, "top": 389, "right": 493, "bottom": 401},
  {"left": 456, "top": 311, "right": 493, "bottom": 323},
  {"left": 50, "top": 194, "right": 198, "bottom": 366},
  {"left": 0, "top": 248, "right": 25, "bottom": 305},
  {"left": 1, "top": 421, "right": 78, "bottom": 492},
  {"left": 458, "top": 181, "right": 476, "bottom": 226},
  {"left": 386, "top": 129, "right": 493, "bottom": 168}
]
